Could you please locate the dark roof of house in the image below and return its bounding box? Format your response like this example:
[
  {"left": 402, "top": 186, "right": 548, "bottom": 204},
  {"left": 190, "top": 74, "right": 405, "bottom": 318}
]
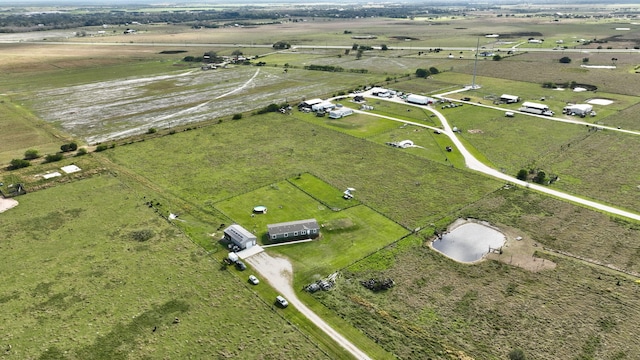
[{"left": 267, "top": 219, "right": 319, "bottom": 235}]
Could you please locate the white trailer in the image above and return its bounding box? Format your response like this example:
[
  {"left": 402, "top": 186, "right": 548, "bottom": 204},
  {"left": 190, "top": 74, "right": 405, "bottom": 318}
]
[
  {"left": 406, "top": 94, "right": 433, "bottom": 105},
  {"left": 521, "top": 101, "right": 549, "bottom": 111}
]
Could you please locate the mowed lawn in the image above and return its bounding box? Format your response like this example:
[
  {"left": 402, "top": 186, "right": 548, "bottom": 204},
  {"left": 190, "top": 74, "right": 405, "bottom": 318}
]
[
  {"left": 0, "top": 175, "right": 331, "bottom": 359},
  {"left": 215, "top": 177, "right": 409, "bottom": 286}
]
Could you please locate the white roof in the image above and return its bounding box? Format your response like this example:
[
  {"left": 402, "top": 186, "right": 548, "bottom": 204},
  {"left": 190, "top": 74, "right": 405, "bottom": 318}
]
[
  {"left": 565, "top": 104, "right": 593, "bottom": 111},
  {"left": 500, "top": 94, "right": 519, "bottom": 100},
  {"left": 522, "top": 101, "right": 549, "bottom": 110}
]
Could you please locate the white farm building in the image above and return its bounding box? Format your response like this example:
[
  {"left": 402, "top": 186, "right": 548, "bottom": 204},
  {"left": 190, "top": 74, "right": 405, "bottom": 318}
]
[
  {"left": 563, "top": 104, "right": 593, "bottom": 116},
  {"left": 223, "top": 224, "right": 257, "bottom": 250},
  {"left": 500, "top": 94, "right": 520, "bottom": 104},
  {"left": 329, "top": 108, "right": 354, "bottom": 119},
  {"left": 406, "top": 94, "right": 435, "bottom": 105},
  {"left": 311, "top": 101, "right": 336, "bottom": 112}
]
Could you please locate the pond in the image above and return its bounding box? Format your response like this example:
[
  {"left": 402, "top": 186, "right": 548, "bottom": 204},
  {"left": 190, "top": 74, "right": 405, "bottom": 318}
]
[{"left": 431, "top": 222, "right": 505, "bottom": 263}]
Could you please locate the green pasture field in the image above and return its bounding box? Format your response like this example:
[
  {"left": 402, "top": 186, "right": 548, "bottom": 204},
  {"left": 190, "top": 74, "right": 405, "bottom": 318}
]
[
  {"left": 287, "top": 173, "right": 362, "bottom": 210},
  {"left": 313, "top": 185, "right": 640, "bottom": 359},
  {"left": 532, "top": 130, "right": 640, "bottom": 212},
  {"left": 214, "top": 179, "right": 408, "bottom": 285},
  {"left": 454, "top": 52, "right": 640, "bottom": 97},
  {"left": 104, "top": 112, "right": 501, "bottom": 230},
  {"left": 0, "top": 175, "right": 335, "bottom": 360},
  {"left": 0, "top": 97, "right": 68, "bottom": 164},
  {"left": 318, "top": 234, "right": 640, "bottom": 359},
  {"left": 299, "top": 109, "right": 403, "bottom": 139}
]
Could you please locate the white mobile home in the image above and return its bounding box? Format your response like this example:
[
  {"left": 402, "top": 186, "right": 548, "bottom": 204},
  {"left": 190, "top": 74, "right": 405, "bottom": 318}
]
[
  {"left": 521, "top": 101, "right": 549, "bottom": 111},
  {"left": 406, "top": 94, "right": 434, "bottom": 105},
  {"left": 329, "top": 108, "right": 354, "bottom": 119},
  {"left": 311, "top": 101, "right": 335, "bottom": 112}
]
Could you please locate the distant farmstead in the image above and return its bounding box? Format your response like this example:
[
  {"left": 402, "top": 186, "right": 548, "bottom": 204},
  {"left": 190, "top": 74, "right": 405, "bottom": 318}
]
[
  {"left": 223, "top": 224, "right": 257, "bottom": 250},
  {"left": 267, "top": 219, "right": 320, "bottom": 242}
]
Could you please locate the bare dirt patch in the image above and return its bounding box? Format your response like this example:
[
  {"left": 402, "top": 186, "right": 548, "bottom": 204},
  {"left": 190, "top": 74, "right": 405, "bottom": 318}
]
[
  {"left": 467, "top": 129, "right": 483, "bottom": 134},
  {"left": 485, "top": 224, "right": 557, "bottom": 272},
  {"left": 0, "top": 198, "right": 19, "bottom": 213}
]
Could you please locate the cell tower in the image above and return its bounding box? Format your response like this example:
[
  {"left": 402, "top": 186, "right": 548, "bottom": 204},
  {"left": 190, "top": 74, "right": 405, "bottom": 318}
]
[{"left": 471, "top": 37, "right": 481, "bottom": 89}]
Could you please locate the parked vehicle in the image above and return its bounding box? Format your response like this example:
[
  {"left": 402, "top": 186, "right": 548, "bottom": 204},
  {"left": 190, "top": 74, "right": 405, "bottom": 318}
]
[
  {"left": 249, "top": 275, "right": 259, "bottom": 285},
  {"left": 235, "top": 260, "right": 246, "bottom": 271},
  {"left": 276, "top": 295, "right": 289, "bottom": 308}
]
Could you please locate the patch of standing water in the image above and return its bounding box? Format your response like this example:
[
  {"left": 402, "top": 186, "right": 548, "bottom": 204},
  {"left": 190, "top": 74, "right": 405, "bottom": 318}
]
[{"left": 431, "top": 222, "right": 505, "bottom": 263}]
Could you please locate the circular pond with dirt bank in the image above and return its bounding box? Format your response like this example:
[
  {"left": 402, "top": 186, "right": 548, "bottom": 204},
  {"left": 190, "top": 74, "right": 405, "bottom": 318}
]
[{"left": 431, "top": 220, "right": 505, "bottom": 263}]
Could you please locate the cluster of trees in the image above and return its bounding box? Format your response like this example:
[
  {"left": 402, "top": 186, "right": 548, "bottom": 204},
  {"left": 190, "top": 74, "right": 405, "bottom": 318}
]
[
  {"left": 7, "top": 143, "right": 86, "bottom": 170},
  {"left": 516, "top": 168, "right": 548, "bottom": 184},
  {"left": 415, "top": 67, "right": 440, "bottom": 78},
  {"left": 272, "top": 41, "right": 291, "bottom": 49},
  {"left": 0, "top": 4, "right": 520, "bottom": 33}
]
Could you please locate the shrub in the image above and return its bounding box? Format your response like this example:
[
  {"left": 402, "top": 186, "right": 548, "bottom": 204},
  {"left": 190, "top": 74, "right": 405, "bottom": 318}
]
[
  {"left": 147, "top": 128, "right": 157, "bottom": 134},
  {"left": 60, "top": 142, "right": 78, "bottom": 152},
  {"left": 24, "top": 149, "right": 40, "bottom": 160},
  {"left": 232, "top": 113, "right": 243, "bottom": 120},
  {"left": 516, "top": 169, "right": 528, "bottom": 181},
  {"left": 95, "top": 144, "right": 109, "bottom": 152},
  {"left": 130, "top": 229, "right": 155, "bottom": 242},
  {"left": 75, "top": 148, "right": 87, "bottom": 156},
  {"left": 9, "top": 159, "right": 31, "bottom": 170},
  {"left": 415, "top": 68, "right": 430, "bottom": 78},
  {"left": 508, "top": 348, "right": 526, "bottom": 360},
  {"left": 428, "top": 67, "right": 440, "bottom": 75},
  {"left": 559, "top": 56, "right": 571, "bottom": 63},
  {"left": 492, "top": 55, "right": 502, "bottom": 61},
  {"left": 44, "top": 153, "right": 64, "bottom": 163}
]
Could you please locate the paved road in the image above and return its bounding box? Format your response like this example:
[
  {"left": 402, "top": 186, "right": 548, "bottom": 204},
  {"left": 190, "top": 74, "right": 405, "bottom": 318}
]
[{"left": 355, "top": 89, "right": 640, "bottom": 222}]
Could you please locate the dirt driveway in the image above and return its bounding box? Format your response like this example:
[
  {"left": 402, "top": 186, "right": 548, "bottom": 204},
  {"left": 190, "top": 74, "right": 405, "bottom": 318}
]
[{"left": 245, "top": 252, "right": 372, "bottom": 360}]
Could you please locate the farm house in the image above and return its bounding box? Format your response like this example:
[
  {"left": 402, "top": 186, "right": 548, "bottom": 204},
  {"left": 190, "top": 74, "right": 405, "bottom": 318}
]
[
  {"left": 500, "top": 94, "right": 520, "bottom": 103},
  {"left": 223, "top": 224, "right": 257, "bottom": 250},
  {"left": 311, "top": 101, "right": 335, "bottom": 112},
  {"left": 298, "top": 98, "right": 323, "bottom": 111},
  {"left": 406, "top": 94, "right": 434, "bottom": 105},
  {"left": 267, "top": 219, "right": 320, "bottom": 243},
  {"left": 329, "top": 108, "right": 354, "bottom": 119},
  {"left": 563, "top": 104, "right": 593, "bottom": 116}
]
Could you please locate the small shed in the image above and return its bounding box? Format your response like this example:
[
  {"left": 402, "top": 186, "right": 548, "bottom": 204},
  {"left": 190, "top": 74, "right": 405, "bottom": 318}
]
[
  {"left": 268, "top": 219, "right": 320, "bottom": 242},
  {"left": 500, "top": 94, "right": 520, "bottom": 104},
  {"left": 223, "top": 224, "right": 257, "bottom": 250}
]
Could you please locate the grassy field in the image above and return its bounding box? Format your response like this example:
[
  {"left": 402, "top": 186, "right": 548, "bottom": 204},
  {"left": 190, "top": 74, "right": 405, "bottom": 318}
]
[
  {"left": 0, "top": 96, "right": 69, "bottom": 164},
  {"left": 214, "top": 177, "right": 409, "bottom": 285},
  {"left": 1, "top": 10, "right": 640, "bottom": 360},
  {"left": 0, "top": 175, "right": 337, "bottom": 359},
  {"left": 314, "top": 185, "right": 640, "bottom": 359},
  {"left": 104, "top": 112, "right": 501, "bottom": 230}
]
